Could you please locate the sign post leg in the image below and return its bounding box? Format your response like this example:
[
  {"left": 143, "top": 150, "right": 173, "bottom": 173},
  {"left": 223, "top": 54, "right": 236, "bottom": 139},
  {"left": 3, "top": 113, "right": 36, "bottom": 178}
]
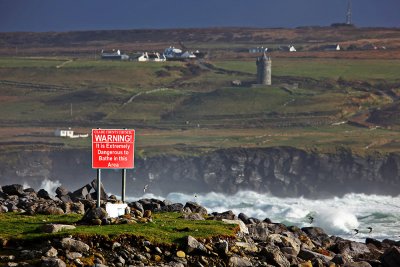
[
  {"left": 122, "top": 169, "right": 126, "bottom": 203},
  {"left": 97, "top": 169, "right": 102, "bottom": 208}
]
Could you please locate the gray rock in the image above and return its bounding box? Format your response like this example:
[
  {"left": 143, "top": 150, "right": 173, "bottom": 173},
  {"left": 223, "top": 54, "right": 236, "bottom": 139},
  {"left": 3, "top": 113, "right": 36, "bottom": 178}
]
[
  {"left": 217, "top": 240, "right": 229, "bottom": 255},
  {"left": 248, "top": 223, "right": 270, "bottom": 241},
  {"left": 37, "top": 189, "right": 51, "bottom": 200},
  {"left": 71, "top": 202, "right": 85, "bottom": 214},
  {"left": 70, "top": 184, "right": 92, "bottom": 201},
  {"left": 42, "top": 206, "right": 64, "bottom": 215},
  {"left": 280, "top": 233, "right": 301, "bottom": 255},
  {"left": 366, "top": 238, "right": 382, "bottom": 249},
  {"left": 59, "top": 195, "right": 73, "bottom": 203},
  {"left": 41, "top": 257, "right": 66, "bottom": 267},
  {"left": 238, "top": 213, "right": 250, "bottom": 224},
  {"left": 298, "top": 248, "right": 332, "bottom": 263},
  {"left": 334, "top": 240, "right": 371, "bottom": 258},
  {"left": 262, "top": 245, "right": 290, "bottom": 267},
  {"left": 186, "top": 235, "right": 207, "bottom": 254},
  {"left": 61, "top": 237, "right": 90, "bottom": 253},
  {"left": 66, "top": 252, "right": 83, "bottom": 260},
  {"left": 42, "top": 224, "right": 76, "bottom": 233},
  {"left": 118, "top": 256, "right": 126, "bottom": 265},
  {"left": 81, "top": 207, "right": 108, "bottom": 224},
  {"left": 181, "top": 213, "right": 205, "bottom": 221},
  {"left": 380, "top": 246, "right": 400, "bottom": 267},
  {"left": 90, "top": 179, "right": 108, "bottom": 200},
  {"left": 301, "top": 227, "right": 330, "bottom": 246},
  {"left": 331, "top": 254, "right": 352, "bottom": 265},
  {"left": 222, "top": 219, "right": 249, "bottom": 234},
  {"left": 20, "top": 250, "right": 41, "bottom": 260},
  {"left": 184, "top": 202, "right": 207, "bottom": 216},
  {"left": 312, "top": 258, "right": 325, "bottom": 267},
  {"left": 56, "top": 186, "right": 69, "bottom": 197},
  {"left": 211, "top": 210, "right": 236, "bottom": 220},
  {"left": 0, "top": 205, "right": 8, "bottom": 213},
  {"left": 228, "top": 256, "right": 253, "bottom": 267},
  {"left": 161, "top": 203, "right": 184, "bottom": 212},
  {"left": 129, "top": 201, "right": 144, "bottom": 214},
  {"left": 343, "top": 262, "right": 373, "bottom": 267},
  {"left": 43, "top": 247, "right": 58, "bottom": 257},
  {"left": 2, "top": 184, "right": 24, "bottom": 196}
]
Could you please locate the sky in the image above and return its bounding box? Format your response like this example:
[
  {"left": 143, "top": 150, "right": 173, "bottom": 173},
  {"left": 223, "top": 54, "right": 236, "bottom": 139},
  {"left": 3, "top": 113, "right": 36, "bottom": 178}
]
[{"left": 0, "top": 0, "right": 399, "bottom": 32}]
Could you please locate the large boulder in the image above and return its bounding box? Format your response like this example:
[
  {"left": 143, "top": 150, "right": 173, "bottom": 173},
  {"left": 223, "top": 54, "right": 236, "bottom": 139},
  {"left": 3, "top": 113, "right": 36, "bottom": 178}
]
[
  {"left": 248, "top": 223, "right": 270, "bottom": 242},
  {"left": 380, "top": 247, "right": 400, "bottom": 267},
  {"left": 184, "top": 202, "right": 207, "bottom": 216},
  {"left": 333, "top": 240, "right": 371, "bottom": 259},
  {"left": 70, "top": 184, "right": 92, "bottom": 201},
  {"left": 2, "top": 184, "right": 24, "bottom": 196},
  {"left": 80, "top": 207, "right": 108, "bottom": 224},
  {"left": 42, "top": 224, "right": 76, "bottom": 233},
  {"left": 41, "top": 257, "right": 66, "bottom": 267},
  {"left": 301, "top": 227, "right": 331, "bottom": 247},
  {"left": 262, "top": 245, "right": 291, "bottom": 267},
  {"left": 210, "top": 210, "right": 236, "bottom": 220},
  {"left": 37, "top": 189, "right": 52, "bottom": 200},
  {"left": 60, "top": 237, "right": 90, "bottom": 253},
  {"left": 185, "top": 235, "right": 207, "bottom": 254},
  {"left": 55, "top": 186, "right": 69, "bottom": 197},
  {"left": 90, "top": 179, "right": 108, "bottom": 200}
]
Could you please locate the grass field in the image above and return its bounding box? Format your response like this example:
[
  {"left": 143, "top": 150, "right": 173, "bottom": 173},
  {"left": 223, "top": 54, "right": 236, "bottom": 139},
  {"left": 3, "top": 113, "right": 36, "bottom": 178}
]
[
  {"left": 0, "top": 212, "right": 236, "bottom": 245},
  {"left": 214, "top": 58, "right": 400, "bottom": 82},
  {"left": 0, "top": 55, "right": 399, "bottom": 156}
]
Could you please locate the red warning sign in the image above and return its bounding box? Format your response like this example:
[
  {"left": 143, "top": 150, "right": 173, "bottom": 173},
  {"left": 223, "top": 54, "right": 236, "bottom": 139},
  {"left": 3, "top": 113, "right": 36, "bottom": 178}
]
[{"left": 92, "top": 129, "right": 135, "bottom": 169}]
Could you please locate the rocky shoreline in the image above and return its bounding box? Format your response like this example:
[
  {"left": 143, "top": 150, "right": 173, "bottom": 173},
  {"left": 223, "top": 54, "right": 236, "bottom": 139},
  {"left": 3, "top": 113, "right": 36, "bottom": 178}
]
[{"left": 0, "top": 182, "right": 399, "bottom": 267}]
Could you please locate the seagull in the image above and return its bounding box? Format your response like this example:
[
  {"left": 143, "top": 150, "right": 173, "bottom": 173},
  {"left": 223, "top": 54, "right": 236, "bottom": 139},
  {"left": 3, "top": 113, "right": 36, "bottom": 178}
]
[
  {"left": 143, "top": 184, "right": 149, "bottom": 193},
  {"left": 353, "top": 229, "right": 359, "bottom": 235},
  {"left": 307, "top": 215, "right": 314, "bottom": 224},
  {"left": 367, "top": 227, "right": 373, "bottom": 233}
]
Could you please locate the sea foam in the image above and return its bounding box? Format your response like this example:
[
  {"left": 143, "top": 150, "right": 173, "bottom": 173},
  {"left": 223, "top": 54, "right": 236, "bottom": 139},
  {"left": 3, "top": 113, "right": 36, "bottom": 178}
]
[{"left": 126, "top": 190, "right": 400, "bottom": 242}]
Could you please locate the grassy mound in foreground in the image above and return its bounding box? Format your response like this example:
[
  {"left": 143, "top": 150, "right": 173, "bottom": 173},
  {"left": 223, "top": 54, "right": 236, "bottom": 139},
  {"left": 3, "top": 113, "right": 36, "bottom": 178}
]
[{"left": 0, "top": 212, "right": 237, "bottom": 245}]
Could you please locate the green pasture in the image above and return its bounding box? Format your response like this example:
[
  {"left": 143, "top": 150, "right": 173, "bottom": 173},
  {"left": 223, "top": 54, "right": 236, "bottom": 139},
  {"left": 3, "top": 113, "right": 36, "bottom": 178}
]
[
  {"left": 0, "top": 56, "right": 399, "bottom": 155},
  {"left": 0, "top": 212, "right": 236, "bottom": 245},
  {"left": 214, "top": 59, "right": 400, "bottom": 82}
]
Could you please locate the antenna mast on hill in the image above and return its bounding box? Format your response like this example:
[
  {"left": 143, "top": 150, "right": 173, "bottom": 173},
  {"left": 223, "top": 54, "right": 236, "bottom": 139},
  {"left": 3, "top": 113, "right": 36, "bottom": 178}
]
[{"left": 346, "top": 0, "right": 352, "bottom": 25}]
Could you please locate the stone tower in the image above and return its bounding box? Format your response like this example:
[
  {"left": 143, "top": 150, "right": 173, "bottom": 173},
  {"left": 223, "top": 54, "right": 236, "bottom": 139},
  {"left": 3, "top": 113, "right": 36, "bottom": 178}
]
[{"left": 256, "top": 52, "right": 271, "bottom": 85}]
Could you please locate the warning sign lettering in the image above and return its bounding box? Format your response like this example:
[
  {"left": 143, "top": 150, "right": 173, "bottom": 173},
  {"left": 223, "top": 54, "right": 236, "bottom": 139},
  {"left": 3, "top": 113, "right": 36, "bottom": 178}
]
[{"left": 92, "top": 129, "right": 135, "bottom": 169}]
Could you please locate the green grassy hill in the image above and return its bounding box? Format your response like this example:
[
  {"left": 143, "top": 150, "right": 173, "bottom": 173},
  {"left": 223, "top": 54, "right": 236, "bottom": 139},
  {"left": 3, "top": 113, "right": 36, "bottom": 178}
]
[{"left": 0, "top": 54, "right": 399, "bottom": 156}]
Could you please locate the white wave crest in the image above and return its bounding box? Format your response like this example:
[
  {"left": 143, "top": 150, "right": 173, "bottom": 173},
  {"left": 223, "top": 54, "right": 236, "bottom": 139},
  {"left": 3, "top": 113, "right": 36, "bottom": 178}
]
[
  {"left": 39, "top": 179, "right": 61, "bottom": 196},
  {"left": 125, "top": 190, "right": 400, "bottom": 241}
]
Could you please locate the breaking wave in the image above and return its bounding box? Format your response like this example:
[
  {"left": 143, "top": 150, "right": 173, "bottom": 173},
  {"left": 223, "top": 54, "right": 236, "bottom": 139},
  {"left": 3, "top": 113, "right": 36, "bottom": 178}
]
[{"left": 127, "top": 191, "right": 400, "bottom": 242}]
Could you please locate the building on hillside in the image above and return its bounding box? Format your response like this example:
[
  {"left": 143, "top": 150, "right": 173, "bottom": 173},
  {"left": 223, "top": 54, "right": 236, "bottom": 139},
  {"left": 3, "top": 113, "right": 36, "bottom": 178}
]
[
  {"left": 101, "top": 49, "right": 129, "bottom": 60},
  {"left": 135, "top": 52, "right": 166, "bottom": 62},
  {"left": 319, "top": 44, "right": 341, "bottom": 51},
  {"left": 249, "top": 47, "right": 268, "bottom": 53},
  {"left": 256, "top": 52, "right": 272, "bottom": 85},
  {"left": 55, "top": 128, "right": 89, "bottom": 138},
  {"left": 55, "top": 128, "right": 74, "bottom": 138},
  {"left": 279, "top": 45, "right": 296, "bottom": 52},
  {"left": 164, "top": 46, "right": 197, "bottom": 60}
]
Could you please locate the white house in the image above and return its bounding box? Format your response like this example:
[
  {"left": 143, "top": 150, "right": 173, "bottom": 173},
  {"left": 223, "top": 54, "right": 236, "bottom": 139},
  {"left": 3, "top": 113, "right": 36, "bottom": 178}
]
[
  {"left": 279, "top": 45, "right": 296, "bottom": 52},
  {"left": 136, "top": 52, "right": 166, "bottom": 62},
  {"left": 54, "top": 128, "right": 89, "bottom": 138},
  {"left": 249, "top": 47, "right": 268, "bottom": 53},
  {"left": 164, "top": 46, "right": 197, "bottom": 60},
  {"left": 321, "top": 44, "right": 341, "bottom": 51},
  {"left": 55, "top": 128, "right": 74, "bottom": 138}
]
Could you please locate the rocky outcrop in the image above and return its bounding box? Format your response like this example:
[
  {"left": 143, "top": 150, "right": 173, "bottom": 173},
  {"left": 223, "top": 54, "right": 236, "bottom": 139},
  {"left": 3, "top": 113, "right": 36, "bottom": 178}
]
[
  {"left": 2, "top": 147, "right": 399, "bottom": 198},
  {"left": 1, "top": 194, "right": 399, "bottom": 267}
]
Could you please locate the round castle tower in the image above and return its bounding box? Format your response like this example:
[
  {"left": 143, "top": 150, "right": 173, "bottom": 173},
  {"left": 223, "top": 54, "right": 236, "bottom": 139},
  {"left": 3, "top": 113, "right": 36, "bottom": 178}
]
[{"left": 256, "top": 53, "right": 271, "bottom": 85}]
